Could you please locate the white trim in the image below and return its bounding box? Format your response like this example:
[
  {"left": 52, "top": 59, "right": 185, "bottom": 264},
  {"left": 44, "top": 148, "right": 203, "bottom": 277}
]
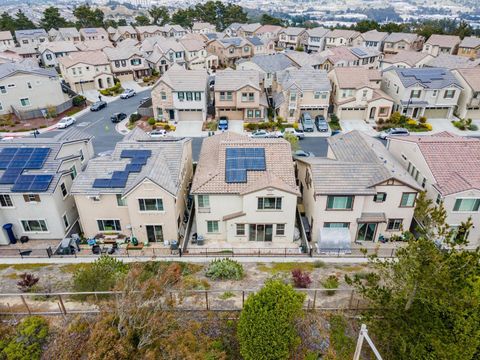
[{"left": 19, "top": 219, "right": 49, "bottom": 233}]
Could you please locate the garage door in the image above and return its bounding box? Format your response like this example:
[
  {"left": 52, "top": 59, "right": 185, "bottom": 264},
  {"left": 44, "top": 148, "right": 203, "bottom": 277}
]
[
  {"left": 339, "top": 108, "right": 365, "bottom": 121},
  {"left": 424, "top": 108, "right": 449, "bottom": 119},
  {"left": 466, "top": 109, "right": 480, "bottom": 120},
  {"left": 117, "top": 73, "right": 134, "bottom": 82},
  {"left": 178, "top": 110, "right": 203, "bottom": 122}
]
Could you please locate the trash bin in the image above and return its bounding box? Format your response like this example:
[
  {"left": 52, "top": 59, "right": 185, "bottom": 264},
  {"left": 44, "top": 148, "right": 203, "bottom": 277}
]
[
  {"left": 196, "top": 235, "right": 204, "bottom": 246},
  {"left": 170, "top": 240, "right": 179, "bottom": 250},
  {"left": 2, "top": 223, "right": 16, "bottom": 244}
]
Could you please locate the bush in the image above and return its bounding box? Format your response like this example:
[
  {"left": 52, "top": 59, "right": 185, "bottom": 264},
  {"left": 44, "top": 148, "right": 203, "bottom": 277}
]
[
  {"left": 205, "top": 259, "right": 244, "bottom": 280},
  {"left": 245, "top": 122, "right": 258, "bottom": 131},
  {"left": 17, "top": 273, "right": 39, "bottom": 292},
  {"left": 323, "top": 275, "right": 339, "bottom": 296},
  {"left": 452, "top": 118, "right": 478, "bottom": 131},
  {"left": 376, "top": 118, "right": 384, "bottom": 125},
  {"left": 163, "top": 124, "right": 171, "bottom": 131},
  {"left": 421, "top": 123, "right": 433, "bottom": 131},
  {"left": 129, "top": 113, "right": 141, "bottom": 123},
  {"left": 147, "top": 117, "right": 156, "bottom": 126},
  {"left": 2, "top": 316, "right": 49, "bottom": 360},
  {"left": 389, "top": 111, "right": 402, "bottom": 124},
  {"left": 72, "top": 95, "right": 86, "bottom": 107},
  {"left": 406, "top": 118, "right": 417, "bottom": 126},
  {"left": 313, "top": 260, "right": 325, "bottom": 268},
  {"left": 291, "top": 268, "right": 312, "bottom": 288},
  {"left": 99, "top": 81, "right": 123, "bottom": 96},
  {"left": 418, "top": 116, "right": 427, "bottom": 124},
  {"left": 295, "top": 45, "right": 304, "bottom": 52}
]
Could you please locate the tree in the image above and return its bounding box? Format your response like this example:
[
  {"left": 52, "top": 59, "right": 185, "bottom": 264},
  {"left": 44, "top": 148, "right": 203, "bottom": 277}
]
[
  {"left": 171, "top": 9, "right": 194, "bottom": 29},
  {"left": 261, "top": 14, "right": 285, "bottom": 27},
  {"left": 134, "top": 15, "right": 151, "bottom": 26},
  {"left": 353, "top": 19, "right": 379, "bottom": 32},
  {"left": 117, "top": 19, "right": 127, "bottom": 27},
  {"left": 0, "top": 12, "right": 16, "bottom": 32},
  {"left": 284, "top": 132, "right": 299, "bottom": 152},
  {"left": 73, "top": 4, "right": 104, "bottom": 28},
  {"left": 193, "top": 1, "right": 248, "bottom": 31},
  {"left": 103, "top": 19, "right": 118, "bottom": 29},
  {"left": 148, "top": 5, "right": 169, "bottom": 26},
  {"left": 40, "top": 6, "right": 71, "bottom": 30},
  {"left": 379, "top": 22, "right": 410, "bottom": 33},
  {"left": 13, "top": 10, "right": 35, "bottom": 30},
  {"left": 237, "top": 280, "right": 305, "bottom": 360}
]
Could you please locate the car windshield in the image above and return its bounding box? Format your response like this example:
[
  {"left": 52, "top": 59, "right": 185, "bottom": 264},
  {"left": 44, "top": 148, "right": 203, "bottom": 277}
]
[{"left": 219, "top": 120, "right": 227, "bottom": 124}]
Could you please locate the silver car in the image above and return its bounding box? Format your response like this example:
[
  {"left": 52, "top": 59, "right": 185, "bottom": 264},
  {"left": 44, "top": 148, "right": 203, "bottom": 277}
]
[
  {"left": 56, "top": 116, "right": 76, "bottom": 129},
  {"left": 379, "top": 128, "right": 410, "bottom": 140}
]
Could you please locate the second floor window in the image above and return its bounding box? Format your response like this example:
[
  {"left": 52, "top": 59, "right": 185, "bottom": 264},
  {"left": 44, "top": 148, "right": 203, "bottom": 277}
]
[
  {"left": 139, "top": 198, "right": 164, "bottom": 211},
  {"left": 220, "top": 91, "right": 232, "bottom": 101},
  {"left": 131, "top": 58, "right": 141, "bottom": 66},
  {"left": 198, "top": 195, "right": 210, "bottom": 208},
  {"left": 374, "top": 193, "right": 387, "bottom": 202},
  {"left": 453, "top": 198, "right": 480, "bottom": 212},
  {"left": 400, "top": 193, "right": 416, "bottom": 207},
  {"left": 410, "top": 90, "right": 421, "bottom": 98},
  {"left": 444, "top": 89, "right": 456, "bottom": 99},
  {"left": 0, "top": 194, "right": 13, "bottom": 207},
  {"left": 242, "top": 92, "right": 254, "bottom": 102},
  {"left": 161, "top": 91, "right": 167, "bottom": 100},
  {"left": 257, "top": 197, "right": 282, "bottom": 210},
  {"left": 326, "top": 195, "right": 353, "bottom": 210},
  {"left": 116, "top": 194, "right": 126, "bottom": 206}
]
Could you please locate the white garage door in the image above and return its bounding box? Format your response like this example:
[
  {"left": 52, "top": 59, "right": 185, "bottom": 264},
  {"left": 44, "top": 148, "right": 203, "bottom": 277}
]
[
  {"left": 424, "top": 108, "right": 449, "bottom": 119},
  {"left": 117, "top": 73, "right": 134, "bottom": 82},
  {"left": 178, "top": 109, "right": 202, "bottom": 122},
  {"left": 466, "top": 109, "right": 480, "bottom": 120},
  {"left": 339, "top": 108, "right": 365, "bottom": 121},
  {"left": 300, "top": 107, "right": 327, "bottom": 118}
]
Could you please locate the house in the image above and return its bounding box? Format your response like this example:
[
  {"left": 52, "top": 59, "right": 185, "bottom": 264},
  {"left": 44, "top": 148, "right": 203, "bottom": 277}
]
[
  {"left": 353, "top": 30, "right": 388, "bottom": 51},
  {"left": 151, "top": 65, "right": 208, "bottom": 122},
  {"left": 15, "top": 29, "right": 48, "bottom": 49},
  {"left": 247, "top": 36, "right": 275, "bottom": 56},
  {"left": 38, "top": 41, "right": 78, "bottom": 67},
  {"left": 103, "top": 45, "right": 150, "bottom": 81},
  {"left": 146, "top": 38, "right": 186, "bottom": 74},
  {"left": 206, "top": 37, "right": 253, "bottom": 67},
  {"left": 452, "top": 68, "right": 480, "bottom": 120},
  {"left": 71, "top": 128, "right": 193, "bottom": 245},
  {"left": 296, "top": 130, "right": 420, "bottom": 246},
  {"left": 111, "top": 25, "right": 138, "bottom": 43},
  {"left": 349, "top": 47, "right": 383, "bottom": 69},
  {"left": 424, "top": 54, "right": 480, "bottom": 70},
  {"left": 236, "top": 53, "right": 296, "bottom": 90},
  {"left": 58, "top": 51, "right": 114, "bottom": 93},
  {"left": 0, "top": 62, "right": 66, "bottom": 117},
  {"left": 0, "top": 128, "right": 94, "bottom": 245},
  {"left": 191, "top": 132, "right": 299, "bottom": 247},
  {"left": 383, "top": 33, "right": 424, "bottom": 54},
  {"left": 162, "top": 24, "right": 188, "bottom": 38},
  {"left": 324, "top": 29, "right": 361, "bottom": 48},
  {"left": 284, "top": 51, "right": 333, "bottom": 71},
  {"left": 48, "top": 27, "right": 81, "bottom": 43},
  {"left": 238, "top": 23, "right": 262, "bottom": 38},
  {"left": 135, "top": 25, "right": 163, "bottom": 41},
  {"left": 381, "top": 67, "right": 462, "bottom": 120},
  {"left": 317, "top": 47, "right": 382, "bottom": 69},
  {"left": 75, "top": 39, "right": 114, "bottom": 52},
  {"left": 224, "top": 23, "right": 245, "bottom": 37},
  {"left": 179, "top": 38, "right": 218, "bottom": 70},
  {"left": 457, "top": 36, "right": 480, "bottom": 59},
  {"left": 254, "top": 25, "right": 283, "bottom": 41},
  {"left": 214, "top": 69, "right": 267, "bottom": 121},
  {"left": 387, "top": 133, "right": 480, "bottom": 247},
  {"left": 10, "top": 45, "right": 39, "bottom": 60},
  {"left": 277, "top": 27, "right": 306, "bottom": 50},
  {"left": 299, "top": 27, "right": 329, "bottom": 53},
  {"left": 273, "top": 67, "right": 330, "bottom": 122},
  {"left": 422, "top": 34, "right": 461, "bottom": 56},
  {"left": 0, "top": 31, "right": 15, "bottom": 49},
  {"left": 379, "top": 50, "right": 433, "bottom": 70},
  {"left": 79, "top": 28, "right": 109, "bottom": 41},
  {"left": 329, "top": 67, "right": 393, "bottom": 122},
  {"left": 192, "top": 22, "right": 216, "bottom": 34}
]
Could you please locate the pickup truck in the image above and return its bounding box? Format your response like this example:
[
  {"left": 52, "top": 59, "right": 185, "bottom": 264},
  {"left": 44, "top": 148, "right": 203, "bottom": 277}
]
[{"left": 273, "top": 127, "right": 305, "bottom": 139}]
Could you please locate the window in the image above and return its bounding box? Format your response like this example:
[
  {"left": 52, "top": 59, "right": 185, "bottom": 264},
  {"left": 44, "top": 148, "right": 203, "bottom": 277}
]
[
  {"left": 24, "top": 194, "right": 40, "bottom": 202},
  {"left": 314, "top": 91, "right": 321, "bottom": 99},
  {"left": 400, "top": 193, "right": 416, "bottom": 207},
  {"left": 436, "top": 194, "right": 442, "bottom": 205},
  {"left": 290, "top": 92, "right": 297, "bottom": 101},
  {"left": 207, "top": 220, "right": 219, "bottom": 233},
  {"left": 453, "top": 198, "right": 480, "bottom": 212},
  {"left": 374, "top": 193, "right": 386, "bottom": 202},
  {"left": 387, "top": 219, "right": 403, "bottom": 231},
  {"left": 178, "top": 92, "right": 184, "bottom": 101},
  {"left": 138, "top": 198, "right": 164, "bottom": 211},
  {"left": 236, "top": 224, "right": 245, "bottom": 236},
  {"left": 194, "top": 92, "right": 201, "bottom": 101},
  {"left": 0, "top": 102, "right": 2, "bottom": 111},
  {"left": 60, "top": 183, "right": 67, "bottom": 197},
  {"left": 70, "top": 165, "right": 77, "bottom": 180},
  {"left": 130, "top": 58, "right": 141, "bottom": 65},
  {"left": 0, "top": 194, "right": 13, "bottom": 207},
  {"left": 254, "top": 109, "right": 261, "bottom": 118},
  {"left": 20, "top": 98, "right": 30, "bottom": 107},
  {"left": 257, "top": 197, "right": 282, "bottom": 210},
  {"left": 116, "top": 194, "right": 126, "bottom": 206},
  {"left": 0, "top": 86, "right": 5, "bottom": 94},
  {"left": 444, "top": 90, "right": 456, "bottom": 99},
  {"left": 97, "top": 219, "right": 121, "bottom": 231},
  {"left": 324, "top": 222, "right": 350, "bottom": 228},
  {"left": 21, "top": 220, "right": 48, "bottom": 232},
  {"left": 186, "top": 92, "right": 193, "bottom": 101},
  {"left": 276, "top": 224, "right": 285, "bottom": 236},
  {"left": 247, "top": 109, "right": 254, "bottom": 118},
  {"left": 63, "top": 214, "right": 69, "bottom": 229},
  {"left": 421, "top": 177, "right": 427, "bottom": 188},
  {"left": 79, "top": 149, "right": 84, "bottom": 162},
  {"left": 410, "top": 90, "right": 421, "bottom": 98},
  {"left": 161, "top": 91, "right": 167, "bottom": 100},
  {"left": 326, "top": 196, "right": 353, "bottom": 210},
  {"left": 243, "top": 46, "right": 250, "bottom": 52},
  {"left": 198, "top": 195, "right": 210, "bottom": 208}
]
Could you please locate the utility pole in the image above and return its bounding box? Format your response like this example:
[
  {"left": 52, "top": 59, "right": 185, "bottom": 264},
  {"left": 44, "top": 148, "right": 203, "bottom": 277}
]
[{"left": 353, "top": 324, "right": 383, "bottom": 360}]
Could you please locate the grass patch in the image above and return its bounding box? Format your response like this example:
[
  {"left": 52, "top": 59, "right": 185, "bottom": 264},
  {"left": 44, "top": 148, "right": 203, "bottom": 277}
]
[
  {"left": 3, "top": 272, "right": 19, "bottom": 279},
  {"left": 334, "top": 264, "right": 365, "bottom": 272},
  {"left": 0, "top": 264, "right": 50, "bottom": 271},
  {"left": 256, "top": 262, "right": 315, "bottom": 273},
  {"left": 329, "top": 314, "right": 355, "bottom": 359},
  {"left": 219, "top": 291, "right": 235, "bottom": 300},
  {"left": 59, "top": 263, "right": 88, "bottom": 274},
  {"left": 183, "top": 275, "right": 210, "bottom": 290}
]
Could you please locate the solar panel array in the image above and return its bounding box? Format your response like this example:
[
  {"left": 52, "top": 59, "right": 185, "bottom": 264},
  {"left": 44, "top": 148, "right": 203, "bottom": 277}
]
[
  {"left": 0, "top": 147, "right": 53, "bottom": 192},
  {"left": 400, "top": 69, "right": 446, "bottom": 84},
  {"left": 225, "top": 147, "right": 266, "bottom": 183},
  {"left": 92, "top": 149, "right": 152, "bottom": 189},
  {"left": 351, "top": 48, "right": 367, "bottom": 57}
]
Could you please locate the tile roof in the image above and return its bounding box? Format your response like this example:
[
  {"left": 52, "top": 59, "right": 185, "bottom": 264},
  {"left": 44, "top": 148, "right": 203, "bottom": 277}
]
[
  {"left": 54, "top": 27, "right": 80, "bottom": 40},
  {"left": 0, "top": 31, "right": 13, "bottom": 41},
  {"left": 215, "top": 68, "right": 260, "bottom": 91},
  {"left": 240, "top": 23, "right": 262, "bottom": 33},
  {"left": 246, "top": 36, "right": 264, "bottom": 46},
  {"left": 218, "top": 37, "right": 249, "bottom": 48},
  {"left": 75, "top": 39, "right": 113, "bottom": 51},
  {"left": 38, "top": 41, "right": 78, "bottom": 54},
  {"left": 326, "top": 29, "right": 360, "bottom": 39},
  {"left": 80, "top": 27, "right": 108, "bottom": 38},
  {"left": 425, "top": 34, "right": 461, "bottom": 48},
  {"left": 384, "top": 32, "right": 421, "bottom": 43},
  {"left": 135, "top": 25, "right": 162, "bottom": 34},
  {"left": 425, "top": 53, "right": 480, "bottom": 69},
  {"left": 277, "top": 67, "right": 330, "bottom": 92},
  {"left": 382, "top": 50, "right": 432, "bottom": 67},
  {"left": 332, "top": 67, "right": 382, "bottom": 89},
  {"left": 390, "top": 67, "right": 462, "bottom": 89},
  {"left": 179, "top": 38, "right": 205, "bottom": 52},
  {"left": 454, "top": 68, "right": 480, "bottom": 91},
  {"left": 359, "top": 29, "right": 388, "bottom": 42},
  {"left": 192, "top": 22, "right": 215, "bottom": 30},
  {"left": 305, "top": 27, "right": 329, "bottom": 37},
  {"left": 280, "top": 27, "right": 306, "bottom": 36},
  {"left": 255, "top": 25, "right": 283, "bottom": 35},
  {"left": 15, "top": 29, "right": 47, "bottom": 39},
  {"left": 459, "top": 36, "right": 480, "bottom": 49},
  {"left": 58, "top": 50, "right": 110, "bottom": 67},
  {"left": 154, "top": 37, "right": 185, "bottom": 53},
  {"left": 389, "top": 133, "right": 480, "bottom": 195},
  {"left": 0, "top": 62, "right": 58, "bottom": 80},
  {"left": 321, "top": 46, "right": 357, "bottom": 63},
  {"left": 237, "top": 53, "right": 295, "bottom": 73},
  {"left": 284, "top": 51, "right": 326, "bottom": 68},
  {"left": 103, "top": 45, "right": 143, "bottom": 61},
  {"left": 153, "top": 64, "right": 207, "bottom": 91},
  {"left": 116, "top": 25, "right": 137, "bottom": 35},
  {"left": 191, "top": 132, "right": 299, "bottom": 196}
]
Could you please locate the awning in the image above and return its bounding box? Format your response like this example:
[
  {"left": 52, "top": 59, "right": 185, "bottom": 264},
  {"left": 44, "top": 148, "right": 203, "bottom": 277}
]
[
  {"left": 222, "top": 211, "right": 245, "bottom": 221},
  {"left": 317, "top": 228, "right": 351, "bottom": 254},
  {"left": 357, "top": 212, "right": 386, "bottom": 223}
]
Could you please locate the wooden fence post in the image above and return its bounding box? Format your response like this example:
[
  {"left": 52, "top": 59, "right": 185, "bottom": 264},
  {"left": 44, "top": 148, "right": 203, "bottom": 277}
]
[
  {"left": 58, "top": 295, "right": 67, "bottom": 315},
  {"left": 349, "top": 289, "right": 355, "bottom": 309},
  {"left": 242, "top": 291, "right": 245, "bottom": 309},
  {"left": 20, "top": 296, "right": 31, "bottom": 315},
  {"left": 205, "top": 290, "right": 209, "bottom": 310},
  {"left": 312, "top": 290, "right": 317, "bottom": 309}
]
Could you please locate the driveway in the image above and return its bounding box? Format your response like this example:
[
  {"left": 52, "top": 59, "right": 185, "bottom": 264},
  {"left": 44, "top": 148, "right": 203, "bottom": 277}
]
[
  {"left": 340, "top": 120, "right": 377, "bottom": 135},
  {"left": 228, "top": 120, "right": 244, "bottom": 134},
  {"left": 122, "top": 81, "right": 146, "bottom": 93},
  {"left": 173, "top": 121, "right": 206, "bottom": 137},
  {"left": 429, "top": 118, "right": 480, "bottom": 136}
]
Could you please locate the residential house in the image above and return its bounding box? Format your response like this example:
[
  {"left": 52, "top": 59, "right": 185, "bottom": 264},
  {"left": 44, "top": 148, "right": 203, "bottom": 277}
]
[
  {"left": 75, "top": 39, "right": 114, "bottom": 52},
  {"left": 452, "top": 68, "right": 480, "bottom": 120},
  {"left": 48, "top": 27, "right": 81, "bottom": 43},
  {"left": 58, "top": 51, "right": 114, "bottom": 93},
  {"left": 299, "top": 27, "right": 329, "bottom": 53},
  {"left": 71, "top": 128, "right": 193, "bottom": 245},
  {"left": 383, "top": 33, "right": 425, "bottom": 54},
  {"left": 387, "top": 133, "right": 480, "bottom": 247},
  {"left": 110, "top": 25, "right": 138, "bottom": 44},
  {"left": 457, "top": 36, "right": 480, "bottom": 59},
  {"left": 179, "top": 38, "right": 218, "bottom": 70},
  {"left": 277, "top": 27, "right": 306, "bottom": 50},
  {"left": 214, "top": 69, "right": 267, "bottom": 121},
  {"left": 284, "top": 51, "right": 333, "bottom": 71},
  {"left": 379, "top": 50, "right": 433, "bottom": 70},
  {"left": 381, "top": 67, "right": 462, "bottom": 120},
  {"left": 296, "top": 130, "right": 420, "bottom": 245},
  {"left": 9, "top": 46, "right": 39, "bottom": 60},
  {"left": 329, "top": 67, "right": 393, "bottom": 122},
  {"left": 353, "top": 30, "right": 388, "bottom": 51},
  {"left": 422, "top": 34, "right": 461, "bottom": 56},
  {"left": 424, "top": 54, "right": 480, "bottom": 70},
  {"left": 15, "top": 29, "right": 48, "bottom": 49},
  {"left": 191, "top": 132, "right": 300, "bottom": 247},
  {"left": 146, "top": 38, "right": 186, "bottom": 74},
  {"left": 0, "top": 31, "right": 15, "bottom": 49},
  {"left": 162, "top": 24, "right": 188, "bottom": 39},
  {"left": 247, "top": 36, "right": 275, "bottom": 56},
  {"left": 135, "top": 25, "right": 163, "bottom": 41},
  {"left": 79, "top": 28, "right": 109, "bottom": 41},
  {"left": 38, "top": 41, "right": 78, "bottom": 67},
  {"left": 103, "top": 45, "right": 150, "bottom": 81},
  {"left": 238, "top": 23, "right": 262, "bottom": 38},
  {"left": 151, "top": 64, "right": 208, "bottom": 122},
  {"left": 0, "top": 62, "right": 66, "bottom": 117},
  {"left": 224, "top": 23, "right": 245, "bottom": 37},
  {"left": 0, "top": 129, "right": 94, "bottom": 245},
  {"left": 273, "top": 67, "right": 331, "bottom": 122},
  {"left": 254, "top": 25, "right": 283, "bottom": 41},
  {"left": 324, "top": 29, "right": 360, "bottom": 48},
  {"left": 206, "top": 37, "right": 253, "bottom": 67},
  {"left": 192, "top": 22, "right": 216, "bottom": 34}
]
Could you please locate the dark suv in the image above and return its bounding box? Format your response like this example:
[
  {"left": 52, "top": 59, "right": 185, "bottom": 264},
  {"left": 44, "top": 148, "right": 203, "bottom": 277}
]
[{"left": 110, "top": 112, "right": 127, "bottom": 123}]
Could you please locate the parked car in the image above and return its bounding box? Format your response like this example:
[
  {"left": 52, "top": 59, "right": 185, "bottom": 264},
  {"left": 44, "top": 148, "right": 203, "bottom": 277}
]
[
  {"left": 293, "top": 150, "right": 314, "bottom": 157},
  {"left": 274, "top": 127, "right": 305, "bottom": 139},
  {"left": 331, "top": 130, "right": 342, "bottom": 136},
  {"left": 379, "top": 128, "right": 410, "bottom": 140},
  {"left": 149, "top": 129, "right": 167, "bottom": 138},
  {"left": 218, "top": 117, "right": 229, "bottom": 131},
  {"left": 56, "top": 116, "right": 76, "bottom": 129},
  {"left": 314, "top": 115, "right": 329, "bottom": 132},
  {"left": 300, "top": 112, "right": 314, "bottom": 132},
  {"left": 250, "top": 130, "right": 271, "bottom": 138},
  {"left": 110, "top": 112, "right": 127, "bottom": 123},
  {"left": 120, "top": 89, "right": 136, "bottom": 99},
  {"left": 90, "top": 100, "right": 107, "bottom": 111}
]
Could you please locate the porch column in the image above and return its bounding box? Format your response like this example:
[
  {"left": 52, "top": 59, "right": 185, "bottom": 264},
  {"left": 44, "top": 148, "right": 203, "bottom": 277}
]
[{"left": 447, "top": 107, "right": 453, "bottom": 119}]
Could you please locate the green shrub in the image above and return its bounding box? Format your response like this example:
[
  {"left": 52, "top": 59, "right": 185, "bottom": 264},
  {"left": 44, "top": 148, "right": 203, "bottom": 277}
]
[
  {"left": 295, "top": 45, "right": 304, "bottom": 52},
  {"left": 418, "top": 116, "right": 427, "bottom": 124},
  {"left": 129, "top": 113, "right": 141, "bottom": 123},
  {"left": 328, "top": 314, "right": 355, "bottom": 359},
  {"left": 147, "top": 117, "right": 156, "bottom": 126},
  {"left": 2, "top": 316, "right": 49, "bottom": 360},
  {"left": 323, "top": 275, "right": 339, "bottom": 296},
  {"left": 245, "top": 122, "right": 258, "bottom": 131},
  {"left": 313, "top": 260, "right": 325, "bottom": 268},
  {"left": 183, "top": 275, "right": 210, "bottom": 290},
  {"left": 205, "top": 259, "right": 244, "bottom": 280},
  {"left": 219, "top": 291, "right": 235, "bottom": 300},
  {"left": 72, "top": 95, "right": 86, "bottom": 107},
  {"left": 163, "top": 124, "right": 171, "bottom": 131}
]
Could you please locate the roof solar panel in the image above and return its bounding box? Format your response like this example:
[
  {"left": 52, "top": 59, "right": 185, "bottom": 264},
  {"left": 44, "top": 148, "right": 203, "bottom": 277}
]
[
  {"left": 112, "top": 171, "right": 129, "bottom": 179},
  {"left": 25, "top": 160, "right": 44, "bottom": 169},
  {"left": 93, "top": 179, "right": 111, "bottom": 188},
  {"left": 17, "top": 148, "right": 34, "bottom": 156},
  {"left": 125, "top": 163, "right": 142, "bottom": 172},
  {"left": 0, "top": 161, "right": 10, "bottom": 169},
  {"left": 11, "top": 182, "right": 31, "bottom": 192},
  {"left": 110, "top": 178, "right": 127, "bottom": 188},
  {"left": 16, "top": 175, "right": 35, "bottom": 184},
  {"left": 1, "top": 148, "right": 18, "bottom": 156},
  {"left": 28, "top": 182, "right": 50, "bottom": 192}
]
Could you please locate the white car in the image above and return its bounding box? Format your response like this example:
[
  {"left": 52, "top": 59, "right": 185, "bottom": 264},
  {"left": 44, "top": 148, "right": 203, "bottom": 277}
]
[
  {"left": 56, "top": 116, "right": 76, "bottom": 129},
  {"left": 379, "top": 128, "right": 410, "bottom": 140},
  {"left": 120, "top": 89, "right": 136, "bottom": 99},
  {"left": 273, "top": 127, "right": 305, "bottom": 139},
  {"left": 149, "top": 129, "right": 167, "bottom": 138}
]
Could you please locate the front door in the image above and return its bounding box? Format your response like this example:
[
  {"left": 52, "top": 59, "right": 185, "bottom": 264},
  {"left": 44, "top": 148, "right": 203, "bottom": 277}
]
[
  {"left": 356, "top": 223, "right": 377, "bottom": 241},
  {"left": 412, "top": 107, "right": 419, "bottom": 118},
  {"left": 146, "top": 225, "right": 164, "bottom": 242},
  {"left": 369, "top": 107, "right": 376, "bottom": 119},
  {"left": 169, "top": 109, "right": 175, "bottom": 121},
  {"left": 249, "top": 224, "right": 273, "bottom": 241}
]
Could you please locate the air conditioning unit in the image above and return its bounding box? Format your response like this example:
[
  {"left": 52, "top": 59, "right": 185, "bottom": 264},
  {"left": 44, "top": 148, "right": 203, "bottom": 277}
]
[{"left": 88, "top": 195, "right": 100, "bottom": 201}]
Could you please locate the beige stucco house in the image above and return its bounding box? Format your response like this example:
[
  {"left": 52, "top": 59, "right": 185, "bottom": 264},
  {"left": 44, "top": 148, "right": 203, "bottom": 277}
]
[
  {"left": 383, "top": 33, "right": 425, "bottom": 54},
  {"left": 135, "top": 25, "right": 164, "bottom": 41},
  {"left": 71, "top": 129, "right": 193, "bottom": 244},
  {"left": 0, "top": 129, "right": 94, "bottom": 245},
  {"left": 457, "top": 36, "right": 480, "bottom": 59},
  {"left": 453, "top": 68, "right": 480, "bottom": 120},
  {"left": 297, "top": 131, "right": 420, "bottom": 247},
  {"left": 277, "top": 27, "right": 306, "bottom": 50},
  {"left": 379, "top": 50, "right": 433, "bottom": 70},
  {"left": 49, "top": 27, "right": 81, "bottom": 43},
  {"left": 15, "top": 29, "right": 48, "bottom": 49},
  {"left": 192, "top": 22, "right": 216, "bottom": 34},
  {"left": 191, "top": 132, "right": 300, "bottom": 247},
  {"left": 206, "top": 37, "right": 253, "bottom": 67},
  {"left": 38, "top": 41, "right": 78, "bottom": 67},
  {"left": 387, "top": 132, "right": 480, "bottom": 247},
  {"left": 299, "top": 27, "right": 329, "bottom": 52},
  {"left": 324, "top": 29, "right": 360, "bottom": 48},
  {"left": 422, "top": 34, "right": 461, "bottom": 57},
  {"left": 0, "top": 31, "right": 15, "bottom": 49},
  {"left": 79, "top": 28, "right": 109, "bottom": 41},
  {"left": 103, "top": 45, "right": 150, "bottom": 81},
  {"left": 352, "top": 30, "right": 388, "bottom": 51},
  {"left": 179, "top": 38, "right": 218, "bottom": 70}
]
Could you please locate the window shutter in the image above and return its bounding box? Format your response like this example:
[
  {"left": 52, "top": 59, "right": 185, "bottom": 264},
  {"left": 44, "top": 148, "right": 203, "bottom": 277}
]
[{"left": 23, "top": 195, "right": 29, "bottom": 202}]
